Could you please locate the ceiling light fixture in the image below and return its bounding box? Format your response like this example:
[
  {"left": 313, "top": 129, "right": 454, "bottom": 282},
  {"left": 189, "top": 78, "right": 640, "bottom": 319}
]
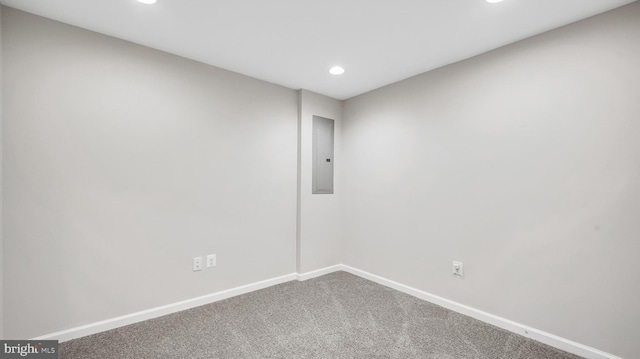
[
  {"left": 329, "top": 66, "right": 345, "bottom": 75},
  {"left": 137, "top": 0, "right": 157, "bottom": 4},
  {"left": 486, "top": 0, "right": 505, "bottom": 3}
]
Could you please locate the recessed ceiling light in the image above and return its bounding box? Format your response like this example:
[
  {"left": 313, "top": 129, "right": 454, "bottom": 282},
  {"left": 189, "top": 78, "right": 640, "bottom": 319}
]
[
  {"left": 137, "top": 0, "right": 157, "bottom": 4},
  {"left": 486, "top": 0, "right": 505, "bottom": 3},
  {"left": 329, "top": 66, "right": 345, "bottom": 75}
]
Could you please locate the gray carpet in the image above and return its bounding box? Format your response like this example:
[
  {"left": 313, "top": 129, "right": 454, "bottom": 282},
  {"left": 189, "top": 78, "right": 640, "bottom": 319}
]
[{"left": 60, "top": 271, "right": 583, "bottom": 358}]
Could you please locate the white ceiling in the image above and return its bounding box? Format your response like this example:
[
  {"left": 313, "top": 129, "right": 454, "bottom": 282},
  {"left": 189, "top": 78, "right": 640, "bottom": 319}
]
[{"left": 1, "top": 0, "right": 635, "bottom": 100}]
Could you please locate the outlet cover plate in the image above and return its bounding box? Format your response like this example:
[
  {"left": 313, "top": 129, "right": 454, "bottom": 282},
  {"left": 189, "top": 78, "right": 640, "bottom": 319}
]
[
  {"left": 193, "top": 257, "right": 203, "bottom": 271},
  {"left": 207, "top": 254, "right": 216, "bottom": 268},
  {"left": 452, "top": 261, "right": 463, "bottom": 276}
]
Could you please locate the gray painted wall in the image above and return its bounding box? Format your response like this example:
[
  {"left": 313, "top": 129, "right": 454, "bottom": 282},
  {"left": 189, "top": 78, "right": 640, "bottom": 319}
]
[
  {"left": 2, "top": 7, "right": 298, "bottom": 338},
  {"left": 297, "top": 90, "right": 343, "bottom": 273},
  {"left": 2, "top": 2, "right": 638, "bottom": 357},
  {"left": 342, "top": 3, "right": 640, "bottom": 358}
]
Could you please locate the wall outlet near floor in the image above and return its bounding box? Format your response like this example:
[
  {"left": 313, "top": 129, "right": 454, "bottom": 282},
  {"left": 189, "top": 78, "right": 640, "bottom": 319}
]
[
  {"left": 193, "top": 257, "right": 203, "bottom": 271},
  {"left": 452, "top": 261, "right": 463, "bottom": 277},
  {"left": 206, "top": 254, "right": 217, "bottom": 268}
]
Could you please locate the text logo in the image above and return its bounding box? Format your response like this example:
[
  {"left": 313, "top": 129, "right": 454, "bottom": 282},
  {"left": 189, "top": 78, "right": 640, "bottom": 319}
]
[{"left": 0, "top": 341, "right": 58, "bottom": 358}]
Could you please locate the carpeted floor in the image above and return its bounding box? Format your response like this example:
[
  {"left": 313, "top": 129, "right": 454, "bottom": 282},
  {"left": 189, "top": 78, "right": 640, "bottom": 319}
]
[{"left": 60, "top": 271, "right": 583, "bottom": 358}]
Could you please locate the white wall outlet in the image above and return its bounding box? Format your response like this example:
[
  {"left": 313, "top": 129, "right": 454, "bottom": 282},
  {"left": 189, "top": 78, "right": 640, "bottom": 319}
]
[
  {"left": 452, "top": 261, "right": 463, "bottom": 277},
  {"left": 206, "top": 254, "right": 216, "bottom": 268},
  {"left": 193, "top": 257, "right": 202, "bottom": 271}
]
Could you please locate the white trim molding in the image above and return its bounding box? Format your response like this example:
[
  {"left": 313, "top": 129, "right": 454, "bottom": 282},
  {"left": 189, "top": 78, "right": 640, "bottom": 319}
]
[
  {"left": 32, "top": 272, "right": 298, "bottom": 343},
  {"left": 297, "top": 264, "right": 343, "bottom": 281},
  {"left": 32, "top": 265, "right": 622, "bottom": 359},
  {"left": 339, "top": 264, "right": 622, "bottom": 359}
]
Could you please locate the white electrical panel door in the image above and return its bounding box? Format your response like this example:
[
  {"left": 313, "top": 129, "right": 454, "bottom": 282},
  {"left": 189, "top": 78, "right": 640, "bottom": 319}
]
[{"left": 312, "top": 116, "right": 334, "bottom": 194}]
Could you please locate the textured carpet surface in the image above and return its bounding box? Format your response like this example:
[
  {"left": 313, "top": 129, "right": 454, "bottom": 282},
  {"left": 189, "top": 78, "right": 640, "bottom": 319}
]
[{"left": 60, "top": 271, "right": 583, "bottom": 358}]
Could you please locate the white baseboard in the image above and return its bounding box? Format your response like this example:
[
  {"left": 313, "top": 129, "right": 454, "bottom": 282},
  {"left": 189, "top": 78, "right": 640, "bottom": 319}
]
[
  {"left": 35, "top": 266, "right": 344, "bottom": 342},
  {"left": 297, "top": 264, "right": 343, "bottom": 281},
  {"left": 339, "top": 264, "right": 621, "bottom": 359},
  {"left": 32, "top": 272, "right": 298, "bottom": 343},
  {"left": 31, "top": 265, "right": 621, "bottom": 359}
]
